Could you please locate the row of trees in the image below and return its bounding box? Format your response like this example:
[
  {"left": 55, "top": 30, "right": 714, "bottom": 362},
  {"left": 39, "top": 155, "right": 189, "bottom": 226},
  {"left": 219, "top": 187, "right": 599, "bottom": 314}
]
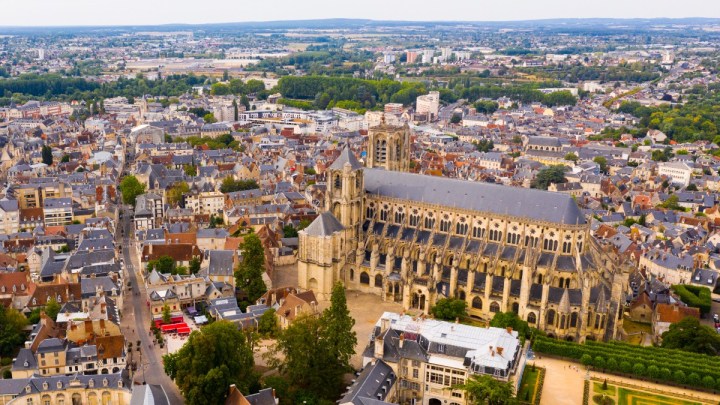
[
  {"left": 0, "top": 73, "right": 207, "bottom": 104},
  {"left": 532, "top": 333, "right": 720, "bottom": 390}
]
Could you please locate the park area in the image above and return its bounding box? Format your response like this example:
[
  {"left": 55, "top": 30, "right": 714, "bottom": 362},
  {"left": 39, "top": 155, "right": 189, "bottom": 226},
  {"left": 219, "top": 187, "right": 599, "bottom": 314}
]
[
  {"left": 517, "top": 365, "right": 544, "bottom": 403},
  {"left": 588, "top": 379, "right": 711, "bottom": 405}
]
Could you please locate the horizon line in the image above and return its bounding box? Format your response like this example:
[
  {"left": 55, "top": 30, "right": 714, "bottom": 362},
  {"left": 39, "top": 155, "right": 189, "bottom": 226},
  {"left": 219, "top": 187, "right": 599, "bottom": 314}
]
[{"left": 1, "top": 16, "right": 719, "bottom": 29}]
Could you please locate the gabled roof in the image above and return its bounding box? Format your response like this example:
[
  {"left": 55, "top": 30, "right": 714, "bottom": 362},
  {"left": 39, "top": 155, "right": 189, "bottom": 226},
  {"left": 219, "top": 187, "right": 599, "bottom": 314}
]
[
  {"left": 329, "top": 146, "right": 363, "bottom": 171},
  {"left": 303, "top": 212, "right": 344, "bottom": 237}
]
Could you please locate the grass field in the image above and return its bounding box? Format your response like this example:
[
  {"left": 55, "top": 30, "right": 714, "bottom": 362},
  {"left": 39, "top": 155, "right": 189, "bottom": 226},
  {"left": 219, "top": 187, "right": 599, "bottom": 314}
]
[
  {"left": 590, "top": 380, "right": 703, "bottom": 405},
  {"left": 518, "top": 367, "right": 541, "bottom": 403}
]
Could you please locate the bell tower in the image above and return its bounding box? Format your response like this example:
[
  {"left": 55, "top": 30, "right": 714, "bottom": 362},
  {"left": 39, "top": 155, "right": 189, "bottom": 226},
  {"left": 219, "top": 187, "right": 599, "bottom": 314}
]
[
  {"left": 326, "top": 146, "right": 364, "bottom": 242},
  {"left": 367, "top": 115, "right": 411, "bottom": 172}
]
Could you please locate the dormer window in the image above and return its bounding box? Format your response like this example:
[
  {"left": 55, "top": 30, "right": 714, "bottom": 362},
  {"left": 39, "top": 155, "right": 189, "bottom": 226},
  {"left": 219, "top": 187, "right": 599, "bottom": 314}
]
[
  {"left": 102, "top": 378, "right": 108, "bottom": 387},
  {"left": 57, "top": 381, "right": 62, "bottom": 389},
  {"left": 25, "top": 385, "right": 31, "bottom": 393},
  {"left": 88, "top": 379, "right": 94, "bottom": 388},
  {"left": 42, "top": 382, "right": 48, "bottom": 390}
]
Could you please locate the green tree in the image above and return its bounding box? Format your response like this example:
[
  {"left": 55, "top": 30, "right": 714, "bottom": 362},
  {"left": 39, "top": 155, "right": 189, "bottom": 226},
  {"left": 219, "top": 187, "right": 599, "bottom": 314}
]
[
  {"left": 531, "top": 165, "right": 568, "bottom": 190},
  {"left": 41, "top": 145, "right": 53, "bottom": 166},
  {"left": 235, "top": 234, "right": 267, "bottom": 303},
  {"left": 162, "top": 303, "right": 172, "bottom": 324},
  {"left": 564, "top": 152, "right": 579, "bottom": 162},
  {"left": 147, "top": 255, "right": 176, "bottom": 274},
  {"left": 454, "top": 374, "right": 517, "bottom": 405},
  {"left": 0, "top": 305, "right": 28, "bottom": 356},
  {"left": 474, "top": 139, "right": 494, "bottom": 153},
  {"left": 164, "top": 321, "right": 256, "bottom": 405},
  {"left": 203, "top": 113, "right": 217, "bottom": 123},
  {"left": 661, "top": 317, "right": 720, "bottom": 355},
  {"left": 119, "top": 175, "right": 146, "bottom": 206},
  {"left": 167, "top": 181, "right": 190, "bottom": 208},
  {"left": 283, "top": 224, "right": 299, "bottom": 238},
  {"left": 268, "top": 314, "right": 343, "bottom": 400},
  {"left": 240, "top": 94, "right": 250, "bottom": 111},
  {"left": 189, "top": 257, "right": 201, "bottom": 274},
  {"left": 44, "top": 298, "right": 61, "bottom": 322},
  {"left": 220, "top": 178, "right": 259, "bottom": 193},
  {"left": 257, "top": 308, "right": 279, "bottom": 337},
  {"left": 450, "top": 114, "right": 462, "bottom": 124},
  {"left": 183, "top": 165, "right": 197, "bottom": 176},
  {"left": 322, "top": 283, "right": 357, "bottom": 373},
  {"left": 232, "top": 99, "right": 239, "bottom": 121},
  {"left": 489, "top": 312, "right": 530, "bottom": 342},
  {"left": 430, "top": 298, "right": 467, "bottom": 321},
  {"left": 659, "top": 195, "right": 682, "bottom": 211},
  {"left": 593, "top": 156, "right": 608, "bottom": 173},
  {"left": 60, "top": 154, "right": 70, "bottom": 163}
]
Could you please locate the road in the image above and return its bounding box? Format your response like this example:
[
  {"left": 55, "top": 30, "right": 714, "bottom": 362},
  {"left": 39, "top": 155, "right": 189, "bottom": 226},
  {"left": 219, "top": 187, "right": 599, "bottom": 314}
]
[{"left": 118, "top": 186, "right": 184, "bottom": 401}]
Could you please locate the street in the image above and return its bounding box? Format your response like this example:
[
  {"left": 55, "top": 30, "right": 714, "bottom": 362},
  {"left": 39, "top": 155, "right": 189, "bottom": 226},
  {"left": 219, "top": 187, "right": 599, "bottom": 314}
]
[{"left": 120, "top": 196, "right": 184, "bottom": 403}]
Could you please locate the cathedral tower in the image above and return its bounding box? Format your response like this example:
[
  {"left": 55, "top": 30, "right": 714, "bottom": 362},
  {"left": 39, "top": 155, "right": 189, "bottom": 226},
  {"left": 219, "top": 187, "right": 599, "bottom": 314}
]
[{"left": 366, "top": 116, "right": 411, "bottom": 172}]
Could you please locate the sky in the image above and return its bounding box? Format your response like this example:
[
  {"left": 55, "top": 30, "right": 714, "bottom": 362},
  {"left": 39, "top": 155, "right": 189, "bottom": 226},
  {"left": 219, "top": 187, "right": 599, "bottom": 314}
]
[{"left": 3, "top": 0, "right": 719, "bottom": 26}]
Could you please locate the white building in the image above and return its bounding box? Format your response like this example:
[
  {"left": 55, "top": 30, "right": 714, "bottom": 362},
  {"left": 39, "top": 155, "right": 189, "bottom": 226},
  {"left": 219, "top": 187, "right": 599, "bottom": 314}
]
[
  {"left": 43, "top": 198, "right": 73, "bottom": 227},
  {"left": 416, "top": 91, "right": 440, "bottom": 121},
  {"left": 658, "top": 161, "right": 692, "bottom": 187}
]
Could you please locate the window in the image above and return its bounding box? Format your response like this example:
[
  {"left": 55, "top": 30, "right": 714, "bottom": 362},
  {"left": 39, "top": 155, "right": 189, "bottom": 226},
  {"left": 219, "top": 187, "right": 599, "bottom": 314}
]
[
  {"left": 409, "top": 214, "right": 420, "bottom": 227},
  {"left": 424, "top": 216, "right": 435, "bottom": 229},
  {"left": 380, "top": 209, "right": 389, "bottom": 222},
  {"left": 413, "top": 368, "right": 419, "bottom": 378},
  {"left": 489, "top": 302, "right": 500, "bottom": 313},
  {"left": 472, "top": 225, "right": 485, "bottom": 238},
  {"left": 360, "top": 272, "right": 370, "bottom": 285},
  {"left": 395, "top": 211, "right": 405, "bottom": 224},
  {"left": 437, "top": 344, "right": 445, "bottom": 353},
  {"left": 334, "top": 175, "right": 341, "bottom": 189},
  {"left": 527, "top": 312, "right": 537, "bottom": 324},
  {"left": 472, "top": 297, "right": 482, "bottom": 309},
  {"left": 439, "top": 219, "right": 451, "bottom": 233}
]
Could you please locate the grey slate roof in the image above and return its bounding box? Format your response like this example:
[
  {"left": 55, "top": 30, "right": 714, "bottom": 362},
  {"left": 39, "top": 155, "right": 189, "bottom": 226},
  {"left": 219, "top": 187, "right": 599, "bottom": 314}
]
[
  {"left": 304, "top": 212, "right": 345, "bottom": 236},
  {"left": 329, "top": 146, "right": 363, "bottom": 171},
  {"left": 364, "top": 168, "right": 585, "bottom": 224}
]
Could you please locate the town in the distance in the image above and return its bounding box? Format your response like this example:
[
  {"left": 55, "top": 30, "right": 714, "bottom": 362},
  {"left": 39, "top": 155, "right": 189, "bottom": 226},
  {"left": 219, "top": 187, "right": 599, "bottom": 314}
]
[{"left": 1, "top": 16, "right": 720, "bottom": 405}]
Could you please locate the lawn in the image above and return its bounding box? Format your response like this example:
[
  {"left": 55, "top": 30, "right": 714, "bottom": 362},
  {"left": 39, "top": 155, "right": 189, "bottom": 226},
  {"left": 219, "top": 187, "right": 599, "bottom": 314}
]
[
  {"left": 616, "top": 387, "right": 701, "bottom": 405},
  {"left": 589, "top": 379, "right": 704, "bottom": 405},
  {"left": 517, "top": 366, "right": 541, "bottom": 403},
  {"left": 621, "top": 316, "right": 652, "bottom": 345}
]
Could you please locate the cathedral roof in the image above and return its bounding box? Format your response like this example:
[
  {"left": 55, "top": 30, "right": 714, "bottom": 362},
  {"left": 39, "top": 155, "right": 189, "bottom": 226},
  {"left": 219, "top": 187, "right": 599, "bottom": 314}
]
[
  {"left": 329, "top": 146, "right": 363, "bottom": 171},
  {"left": 364, "top": 169, "right": 585, "bottom": 225},
  {"left": 304, "top": 212, "right": 345, "bottom": 236}
]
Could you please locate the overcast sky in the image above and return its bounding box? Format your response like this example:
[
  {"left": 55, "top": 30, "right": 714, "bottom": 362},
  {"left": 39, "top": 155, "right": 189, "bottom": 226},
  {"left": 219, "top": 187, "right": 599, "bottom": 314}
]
[{"left": 3, "top": 0, "right": 719, "bottom": 26}]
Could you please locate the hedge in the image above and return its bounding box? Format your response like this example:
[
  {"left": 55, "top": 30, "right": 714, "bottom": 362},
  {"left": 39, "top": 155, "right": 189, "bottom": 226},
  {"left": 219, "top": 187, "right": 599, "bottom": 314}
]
[
  {"left": 671, "top": 284, "right": 712, "bottom": 316},
  {"left": 533, "top": 336, "right": 720, "bottom": 391}
]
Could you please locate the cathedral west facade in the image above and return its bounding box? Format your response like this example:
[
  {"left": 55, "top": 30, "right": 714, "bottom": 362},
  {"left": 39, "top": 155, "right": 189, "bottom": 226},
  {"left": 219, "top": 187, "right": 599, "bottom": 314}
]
[{"left": 298, "top": 122, "right": 627, "bottom": 342}]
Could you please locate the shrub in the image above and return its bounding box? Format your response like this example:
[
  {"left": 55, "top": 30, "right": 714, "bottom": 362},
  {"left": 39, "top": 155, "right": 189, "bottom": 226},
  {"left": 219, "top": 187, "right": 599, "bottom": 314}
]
[
  {"left": 606, "top": 357, "right": 618, "bottom": 372},
  {"left": 581, "top": 354, "right": 593, "bottom": 366},
  {"left": 702, "top": 375, "right": 716, "bottom": 389},
  {"left": 673, "top": 370, "right": 686, "bottom": 384},
  {"left": 620, "top": 361, "right": 633, "bottom": 373},
  {"left": 671, "top": 285, "right": 712, "bottom": 315},
  {"left": 647, "top": 365, "right": 660, "bottom": 379},
  {"left": 632, "top": 363, "right": 645, "bottom": 376},
  {"left": 593, "top": 356, "right": 606, "bottom": 370},
  {"left": 688, "top": 373, "right": 701, "bottom": 386},
  {"left": 659, "top": 368, "right": 671, "bottom": 380}
]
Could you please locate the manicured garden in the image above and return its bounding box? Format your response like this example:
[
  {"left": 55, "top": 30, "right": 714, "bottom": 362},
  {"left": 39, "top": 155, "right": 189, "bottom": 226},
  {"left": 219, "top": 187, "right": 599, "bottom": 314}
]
[
  {"left": 586, "top": 379, "right": 703, "bottom": 405},
  {"left": 517, "top": 364, "right": 545, "bottom": 404},
  {"left": 532, "top": 336, "right": 720, "bottom": 391}
]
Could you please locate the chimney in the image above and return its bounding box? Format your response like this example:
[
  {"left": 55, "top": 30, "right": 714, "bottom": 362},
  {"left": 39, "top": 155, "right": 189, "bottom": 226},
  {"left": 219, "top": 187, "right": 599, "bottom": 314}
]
[
  {"left": 399, "top": 333, "right": 405, "bottom": 349},
  {"left": 374, "top": 335, "right": 384, "bottom": 359},
  {"left": 506, "top": 326, "right": 513, "bottom": 335},
  {"left": 380, "top": 317, "right": 390, "bottom": 333},
  {"left": 497, "top": 347, "right": 504, "bottom": 356}
]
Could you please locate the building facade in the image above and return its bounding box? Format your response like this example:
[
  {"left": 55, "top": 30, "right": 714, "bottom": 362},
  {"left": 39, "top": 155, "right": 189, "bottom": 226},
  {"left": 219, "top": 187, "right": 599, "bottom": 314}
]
[{"left": 298, "top": 124, "right": 627, "bottom": 342}]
